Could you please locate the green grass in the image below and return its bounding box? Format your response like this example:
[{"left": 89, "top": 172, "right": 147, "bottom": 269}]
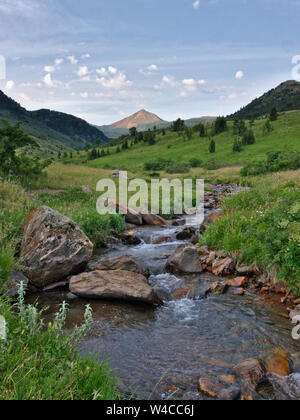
[
  {"left": 81, "top": 111, "right": 300, "bottom": 176},
  {"left": 0, "top": 294, "right": 119, "bottom": 400},
  {"left": 0, "top": 179, "right": 123, "bottom": 400},
  {"left": 200, "top": 170, "right": 300, "bottom": 296}
]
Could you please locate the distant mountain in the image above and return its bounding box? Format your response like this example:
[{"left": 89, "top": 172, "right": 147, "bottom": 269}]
[
  {"left": 0, "top": 90, "right": 108, "bottom": 151},
  {"left": 98, "top": 109, "right": 216, "bottom": 138},
  {"left": 97, "top": 109, "right": 166, "bottom": 138},
  {"left": 229, "top": 80, "right": 300, "bottom": 120}
]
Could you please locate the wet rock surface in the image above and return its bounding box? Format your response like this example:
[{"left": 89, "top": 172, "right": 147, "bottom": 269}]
[{"left": 166, "top": 245, "right": 203, "bottom": 275}]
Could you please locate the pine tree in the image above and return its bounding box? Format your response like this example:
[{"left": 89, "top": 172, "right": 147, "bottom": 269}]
[
  {"left": 209, "top": 138, "right": 216, "bottom": 153},
  {"left": 233, "top": 138, "right": 242, "bottom": 152},
  {"left": 270, "top": 107, "right": 278, "bottom": 122}
]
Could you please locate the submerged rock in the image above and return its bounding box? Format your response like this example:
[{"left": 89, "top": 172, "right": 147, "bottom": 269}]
[
  {"left": 20, "top": 206, "right": 93, "bottom": 288},
  {"left": 198, "top": 378, "right": 240, "bottom": 400},
  {"left": 176, "top": 227, "right": 197, "bottom": 241},
  {"left": 166, "top": 245, "right": 203, "bottom": 275},
  {"left": 235, "top": 359, "right": 269, "bottom": 391},
  {"left": 69, "top": 270, "right": 162, "bottom": 305}
]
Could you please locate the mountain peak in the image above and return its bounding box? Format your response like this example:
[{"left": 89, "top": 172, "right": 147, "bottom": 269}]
[{"left": 112, "top": 109, "right": 164, "bottom": 129}]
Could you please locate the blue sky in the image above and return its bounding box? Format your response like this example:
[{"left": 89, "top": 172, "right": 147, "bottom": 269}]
[{"left": 0, "top": 0, "right": 299, "bottom": 124}]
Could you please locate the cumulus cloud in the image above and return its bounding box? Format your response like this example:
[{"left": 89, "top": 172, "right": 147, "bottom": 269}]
[
  {"left": 55, "top": 58, "right": 64, "bottom": 66},
  {"left": 181, "top": 78, "right": 207, "bottom": 92},
  {"left": 154, "top": 75, "right": 178, "bottom": 89},
  {"left": 81, "top": 53, "right": 91, "bottom": 59},
  {"left": 43, "top": 73, "right": 54, "bottom": 87},
  {"left": 108, "top": 66, "right": 118, "bottom": 75},
  {"left": 5, "top": 80, "right": 15, "bottom": 90},
  {"left": 96, "top": 67, "right": 107, "bottom": 76},
  {"left": 67, "top": 56, "right": 78, "bottom": 65},
  {"left": 76, "top": 66, "right": 89, "bottom": 77},
  {"left": 148, "top": 64, "right": 158, "bottom": 71},
  {"left": 235, "top": 70, "right": 244, "bottom": 80},
  {"left": 80, "top": 92, "right": 89, "bottom": 98},
  {"left": 96, "top": 71, "right": 133, "bottom": 89}
]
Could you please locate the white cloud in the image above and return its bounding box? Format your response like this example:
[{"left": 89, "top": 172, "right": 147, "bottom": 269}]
[
  {"left": 108, "top": 66, "right": 118, "bottom": 75},
  {"left": 76, "top": 66, "right": 89, "bottom": 77},
  {"left": 5, "top": 80, "right": 15, "bottom": 90},
  {"left": 96, "top": 67, "right": 107, "bottom": 76},
  {"left": 81, "top": 53, "right": 91, "bottom": 59},
  {"left": 44, "top": 65, "right": 56, "bottom": 73},
  {"left": 67, "top": 56, "right": 78, "bottom": 65},
  {"left": 0, "top": 0, "right": 39, "bottom": 16},
  {"left": 80, "top": 92, "right": 89, "bottom": 98},
  {"left": 235, "top": 70, "right": 244, "bottom": 80},
  {"left": 193, "top": 0, "right": 200, "bottom": 10},
  {"left": 148, "top": 64, "right": 158, "bottom": 71},
  {"left": 43, "top": 73, "right": 54, "bottom": 87},
  {"left": 96, "top": 71, "right": 132, "bottom": 89},
  {"left": 55, "top": 58, "right": 64, "bottom": 66},
  {"left": 154, "top": 75, "right": 178, "bottom": 90},
  {"left": 182, "top": 78, "right": 207, "bottom": 92}
]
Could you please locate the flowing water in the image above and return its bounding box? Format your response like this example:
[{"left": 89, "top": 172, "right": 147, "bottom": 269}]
[{"left": 27, "top": 188, "right": 300, "bottom": 400}]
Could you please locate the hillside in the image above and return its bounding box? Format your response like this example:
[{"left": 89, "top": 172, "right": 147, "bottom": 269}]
[
  {"left": 229, "top": 80, "right": 300, "bottom": 120},
  {"left": 85, "top": 111, "right": 300, "bottom": 176},
  {"left": 0, "top": 90, "right": 108, "bottom": 152}
]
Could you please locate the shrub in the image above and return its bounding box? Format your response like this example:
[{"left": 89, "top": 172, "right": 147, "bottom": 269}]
[
  {"left": 241, "top": 150, "right": 300, "bottom": 176},
  {"left": 189, "top": 158, "right": 202, "bottom": 168}
]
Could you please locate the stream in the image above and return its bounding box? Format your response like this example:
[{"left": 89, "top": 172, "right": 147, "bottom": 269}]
[{"left": 27, "top": 185, "right": 300, "bottom": 400}]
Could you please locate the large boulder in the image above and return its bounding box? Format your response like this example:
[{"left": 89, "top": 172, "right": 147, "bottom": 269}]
[
  {"left": 142, "top": 213, "right": 167, "bottom": 226},
  {"left": 90, "top": 255, "right": 150, "bottom": 278},
  {"left": 166, "top": 245, "right": 203, "bottom": 275},
  {"left": 20, "top": 206, "right": 93, "bottom": 288},
  {"left": 69, "top": 270, "right": 161, "bottom": 305},
  {"left": 234, "top": 359, "right": 268, "bottom": 391}
]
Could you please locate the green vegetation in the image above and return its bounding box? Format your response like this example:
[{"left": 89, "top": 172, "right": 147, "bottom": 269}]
[
  {"left": 241, "top": 150, "right": 300, "bottom": 176},
  {"left": 200, "top": 171, "right": 300, "bottom": 295},
  {"left": 0, "top": 120, "right": 51, "bottom": 179},
  {"left": 0, "top": 89, "right": 108, "bottom": 153},
  {"left": 0, "top": 287, "right": 118, "bottom": 400},
  {"left": 83, "top": 111, "right": 300, "bottom": 177},
  {"left": 0, "top": 178, "right": 124, "bottom": 399},
  {"left": 229, "top": 80, "right": 300, "bottom": 120}
]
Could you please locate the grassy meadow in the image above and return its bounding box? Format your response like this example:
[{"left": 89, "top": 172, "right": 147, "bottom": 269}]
[{"left": 79, "top": 111, "right": 300, "bottom": 177}]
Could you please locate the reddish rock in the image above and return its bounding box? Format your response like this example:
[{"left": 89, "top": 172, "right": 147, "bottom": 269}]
[
  {"left": 153, "top": 236, "right": 173, "bottom": 245},
  {"left": 171, "top": 285, "right": 197, "bottom": 301},
  {"left": 265, "top": 355, "right": 291, "bottom": 377},
  {"left": 212, "top": 257, "right": 235, "bottom": 277},
  {"left": 227, "top": 277, "right": 248, "bottom": 288}
]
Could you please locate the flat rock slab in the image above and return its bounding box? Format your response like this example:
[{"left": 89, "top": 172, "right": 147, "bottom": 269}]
[{"left": 70, "top": 270, "right": 162, "bottom": 305}]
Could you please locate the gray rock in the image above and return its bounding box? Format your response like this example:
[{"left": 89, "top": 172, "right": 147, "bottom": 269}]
[
  {"left": 70, "top": 270, "right": 161, "bottom": 305},
  {"left": 166, "top": 244, "right": 203, "bottom": 275},
  {"left": 20, "top": 206, "right": 93, "bottom": 288},
  {"left": 6, "top": 271, "right": 29, "bottom": 298},
  {"left": 90, "top": 255, "right": 150, "bottom": 278}
]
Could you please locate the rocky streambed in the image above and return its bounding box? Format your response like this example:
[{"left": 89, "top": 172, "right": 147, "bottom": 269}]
[{"left": 23, "top": 184, "right": 300, "bottom": 400}]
